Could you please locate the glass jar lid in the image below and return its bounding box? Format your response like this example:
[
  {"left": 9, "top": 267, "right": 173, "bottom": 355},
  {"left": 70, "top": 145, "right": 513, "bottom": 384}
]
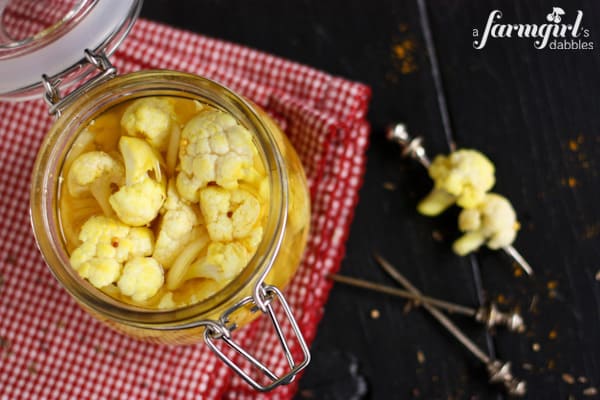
[{"left": 0, "top": 0, "right": 142, "bottom": 101}]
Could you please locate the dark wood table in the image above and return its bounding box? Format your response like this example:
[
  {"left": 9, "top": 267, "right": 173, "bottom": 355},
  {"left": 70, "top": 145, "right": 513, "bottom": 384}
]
[{"left": 142, "top": 1, "right": 600, "bottom": 398}]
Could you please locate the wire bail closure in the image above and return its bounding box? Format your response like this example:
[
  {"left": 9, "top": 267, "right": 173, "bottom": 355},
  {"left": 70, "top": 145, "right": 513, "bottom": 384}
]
[
  {"left": 42, "top": 49, "right": 117, "bottom": 116},
  {"left": 204, "top": 284, "right": 311, "bottom": 392}
]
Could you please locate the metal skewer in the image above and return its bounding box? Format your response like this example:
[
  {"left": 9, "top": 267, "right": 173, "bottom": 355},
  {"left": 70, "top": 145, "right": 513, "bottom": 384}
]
[
  {"left": 374, "top": 254, "right": 527, "bottom": 397},
  {"left": 386, "top": 123, "right": 534, "bottom": 276},
  {"left": 328, "top": 273, "right": 525, "bottom": 332}
]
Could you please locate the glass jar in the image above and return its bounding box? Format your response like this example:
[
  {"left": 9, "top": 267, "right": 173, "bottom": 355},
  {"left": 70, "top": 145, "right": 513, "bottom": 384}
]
[{"left": 29, "top": 69, "right": 311, "bottom": 391}]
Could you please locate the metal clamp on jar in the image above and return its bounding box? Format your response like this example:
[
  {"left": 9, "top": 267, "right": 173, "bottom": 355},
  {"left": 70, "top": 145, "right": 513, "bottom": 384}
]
[{"left": 0, "top": 0, "right": 311, "bottom": 391}]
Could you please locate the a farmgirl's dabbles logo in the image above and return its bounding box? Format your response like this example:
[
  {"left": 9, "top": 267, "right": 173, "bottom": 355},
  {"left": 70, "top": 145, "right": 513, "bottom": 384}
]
[{"left": 473, "top": 7, "right": 593, "bottom": 50}]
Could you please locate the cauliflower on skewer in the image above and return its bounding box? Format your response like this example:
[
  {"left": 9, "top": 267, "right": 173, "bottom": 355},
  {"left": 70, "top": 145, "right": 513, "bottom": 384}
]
[
  {"left": 69, "top": 215, "right": 154, "bottom": 288},
  {"left": 121, "top": 97, "right": 176, "bottom": 152},
  {"left": 153, "top": 181, "right": 200, "bottom": 268},
  {"left": 109, "top": 137, "right": 166, "bottom": 226},
  {"left": 117, "top": 257, "right": 164, "bottom": 302},
  {"left": 418, "top": 149, "right": 495, "bottom": 216},
  {"left": 453, "top": 193, "right": 519, "bottom": 256},
  {"left": 67, "top": 151, "right": 125, "bottom": 217},
  {"left": 176, "top": 109, "right": 257, "bottom": 202}
]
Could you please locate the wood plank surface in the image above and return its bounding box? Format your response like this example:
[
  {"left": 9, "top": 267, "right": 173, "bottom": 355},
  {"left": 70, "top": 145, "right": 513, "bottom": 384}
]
[{"left": 141, "top": 1, "right": 600, "bottom": 398}]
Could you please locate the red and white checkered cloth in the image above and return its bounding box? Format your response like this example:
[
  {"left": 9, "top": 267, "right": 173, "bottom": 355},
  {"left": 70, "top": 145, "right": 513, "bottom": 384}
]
[{"left": 0, "top": 19, "right": 371, "bottom": 399}]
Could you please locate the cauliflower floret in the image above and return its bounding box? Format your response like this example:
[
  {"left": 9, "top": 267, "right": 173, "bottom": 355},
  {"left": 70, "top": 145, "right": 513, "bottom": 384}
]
[
  {"left": 108, "top": 137, "right": 166, "bottom": 226},
  {"left": 182, "top": 242, "right": 251, "bottom": 284},
  {"left": 121, "top": 97, "right": 175, "bottom": 151},
  {"left": 199, "top": 186, "right": 261, "bottom": 242},
  {"left": 109, "top": 179, "right": 166, "bottom": 226},
  {"left": 153, "top": 181, "right": 200, "bottom": 268},
  {"left": 67, "top": 151, "right": 124, "bottom": 217},
  {"left": 117, "top": 257, "right": 164, "bottom": 302},
  {"left": 418, "top": 149, "right": 495, "bottom": 216},
  {"left": 453, "top": 193, "right": 519, "bottom": 256},
  {"left": 118, "top": 136, "right": 163, "bottom": 185},
  {"left": 176, "top": 109, "right": 257, "bottom": 202},
  {"left": 69, "top": 215, "right": 154, "bottom": 288}
]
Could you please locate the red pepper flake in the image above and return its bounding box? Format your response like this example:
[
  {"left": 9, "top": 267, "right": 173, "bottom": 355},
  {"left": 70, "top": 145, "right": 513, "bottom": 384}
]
[
  {"left": 568, "top": 177, "right": 577, "bottom": 188},
  {"left": 547, "top": 360, "right": 556, "bottom": 370},
  {"left": 226, "top": 211, "right": 233, "bottom": 218},
  {"left": 111, "top": 238, "right": 119, "bottom": 248},
  {"left": 496, "top": 294, "right": 507, "bottom": 304},
  {"left": 548, "top": 330, "right": 558, "bottom": 340}
]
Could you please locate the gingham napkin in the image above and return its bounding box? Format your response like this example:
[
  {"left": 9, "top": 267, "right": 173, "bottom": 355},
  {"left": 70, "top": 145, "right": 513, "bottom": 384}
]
[{"left": 0, "top": 19, "right": 370, "bottom": 399}]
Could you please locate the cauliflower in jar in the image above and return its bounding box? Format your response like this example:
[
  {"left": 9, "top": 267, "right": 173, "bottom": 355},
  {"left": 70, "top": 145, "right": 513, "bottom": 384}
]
[
  {"left": 153, "top": 181, "right": 201, "bottom": 268},
  {"left": 67, "top": 151, "right": 125, "bottom": 217},
  {"left": 109, "top": 136, "right": 166, "bottom": 226},
  {"left": 121, "top": 97, "right": 176, "bottom": 152},
  {"left": 199, "top": 186, "right": 261, "bottom": 242},
  {"left": 453, "top": 193, "right": 520, "bottom": 256},
  {"left": 69, "top": 215, "right": 154, "bottom": 288},
  {"left": 60, "top": 96, "right": 274, "bottom": 310},
  {"left": 176, "top": 109, "right": 257, "bottom": 202},
  {"left": 117, "top": 257, "right": 164, "bottom": 302},
  {"left": 418, "top": 149, "right": 495, "bottom": 216}
]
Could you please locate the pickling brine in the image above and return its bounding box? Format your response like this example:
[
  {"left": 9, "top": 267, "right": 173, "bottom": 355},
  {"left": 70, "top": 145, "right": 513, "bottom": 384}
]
[{"left": 59, "top": 96, "right": 273, "bottom": 309}]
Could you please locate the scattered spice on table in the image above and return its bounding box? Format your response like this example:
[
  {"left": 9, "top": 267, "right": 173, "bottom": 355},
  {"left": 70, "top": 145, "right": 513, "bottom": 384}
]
[
  {"left": 392, "top": 39, "right": 418, "bottom": 74},
  {"left": 569, "top": 139, "right": 579, "bottom": 152},
  {"left": 383, "top": 181, "right": 397, "bottom": 191},
  {"left": 548, "top": 329, "right": 558, "bottom": 340},
  {"left": 532, "top": 343, "right": 541, "bottom": 352},
  {"left": 370, "top": 309, "right": 380, "bottom": 319},
  {"left": 562, "top": 373, "right": 575, "bottom": 385},
  {"left": 583, "top": 387, "right": 598, "bottom": 396},
  {"left": 595, "top": 271, "right": 600, "bottom": 281},
  {"left": 522, "top": 363, "right": 533, "bottom": 371},
  {"left": 431, "top": 230, "right": 444, "bottom": 242},
  {"left": 583, "top": 224, "right": 600, "bottom": 240},
  {"left": 529, "top": 295, "right": 539, "bottom": 313},
  {"left": 579, "top": 376, "right": 589, "bottom": 384},
  {"left": 417, "top": 350, "right": 426, "bottom": 365}
]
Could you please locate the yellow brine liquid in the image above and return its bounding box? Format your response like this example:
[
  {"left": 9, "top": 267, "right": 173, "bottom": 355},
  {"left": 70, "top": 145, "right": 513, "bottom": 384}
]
[{"left": 58, "top": 96, "right": 273, "bottom": 309}]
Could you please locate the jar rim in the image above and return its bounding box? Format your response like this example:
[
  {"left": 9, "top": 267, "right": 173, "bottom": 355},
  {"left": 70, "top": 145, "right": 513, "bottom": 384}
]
[{"left": 30, "top": 70, "right": 289, "bottom": 329}]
